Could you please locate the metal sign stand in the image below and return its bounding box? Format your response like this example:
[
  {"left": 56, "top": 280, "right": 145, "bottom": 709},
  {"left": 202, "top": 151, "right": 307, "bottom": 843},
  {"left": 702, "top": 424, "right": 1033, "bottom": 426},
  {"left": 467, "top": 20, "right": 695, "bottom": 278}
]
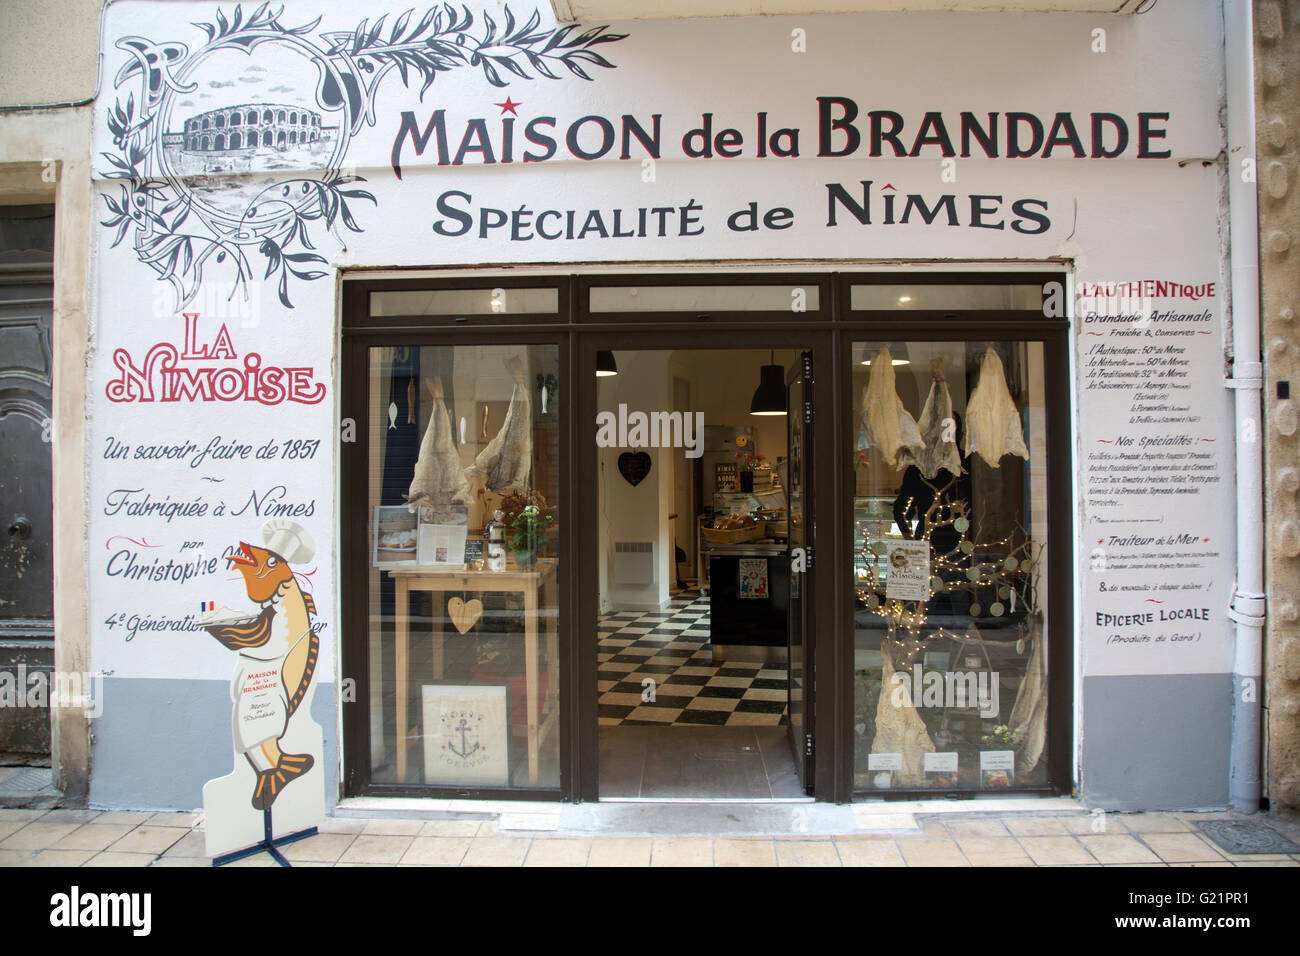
[{"left": 211, "top": 808, "right": 317, "bottom": 868}]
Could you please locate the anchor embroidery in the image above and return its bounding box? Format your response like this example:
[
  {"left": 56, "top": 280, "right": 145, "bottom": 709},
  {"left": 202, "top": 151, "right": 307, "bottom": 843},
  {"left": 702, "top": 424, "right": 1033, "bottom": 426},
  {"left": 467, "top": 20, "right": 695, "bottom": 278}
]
[{"left": 446, "top": 715, "right": 482, "bottom": 761}]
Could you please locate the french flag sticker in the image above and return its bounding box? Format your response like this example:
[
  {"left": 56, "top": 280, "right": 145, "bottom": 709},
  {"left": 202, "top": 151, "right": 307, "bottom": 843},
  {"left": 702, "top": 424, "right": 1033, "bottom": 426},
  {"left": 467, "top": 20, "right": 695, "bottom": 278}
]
[{"left": 200, "top": 600, "right": 215, "bottom": 612}]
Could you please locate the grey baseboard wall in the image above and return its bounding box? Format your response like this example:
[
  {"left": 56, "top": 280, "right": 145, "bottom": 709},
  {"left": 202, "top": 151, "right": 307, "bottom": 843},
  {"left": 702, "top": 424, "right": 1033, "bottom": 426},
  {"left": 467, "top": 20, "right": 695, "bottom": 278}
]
[
  {"left": 1080, "top": 673, "right": 1231, "bottom": 811},
  {"left": 88, "top": 678, "right": 337, "bottom": 812}
]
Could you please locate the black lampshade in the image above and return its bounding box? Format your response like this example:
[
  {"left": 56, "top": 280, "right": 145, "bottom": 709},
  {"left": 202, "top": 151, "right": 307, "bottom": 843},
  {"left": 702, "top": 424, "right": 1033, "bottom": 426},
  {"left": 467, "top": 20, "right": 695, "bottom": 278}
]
[
  {"left": 749, "top": 362, "right": 787, "bottom": 416},
  {"left": 596, "top": 350, "right": 618, "bottom": 377}
]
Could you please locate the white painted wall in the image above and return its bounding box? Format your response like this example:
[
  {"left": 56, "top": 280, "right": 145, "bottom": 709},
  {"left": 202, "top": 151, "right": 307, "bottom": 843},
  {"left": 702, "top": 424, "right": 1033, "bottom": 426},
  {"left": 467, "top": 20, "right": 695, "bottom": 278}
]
[{"left": 598, "top": 352, "right": 672, "bottom": 611}]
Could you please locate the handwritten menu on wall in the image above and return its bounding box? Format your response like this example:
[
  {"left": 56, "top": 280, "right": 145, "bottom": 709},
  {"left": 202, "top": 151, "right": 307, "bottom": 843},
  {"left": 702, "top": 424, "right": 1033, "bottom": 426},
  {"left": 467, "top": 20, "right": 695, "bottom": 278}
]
[{"left": 1078, "top": 281, "right": 1234, "bottom": 677}]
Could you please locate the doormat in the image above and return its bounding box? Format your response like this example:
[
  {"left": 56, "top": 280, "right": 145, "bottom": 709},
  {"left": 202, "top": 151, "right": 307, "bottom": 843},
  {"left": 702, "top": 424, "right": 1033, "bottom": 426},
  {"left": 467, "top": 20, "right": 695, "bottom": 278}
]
[{"left": 1194, "top": 819, "right": 1300, "bottom": 855}]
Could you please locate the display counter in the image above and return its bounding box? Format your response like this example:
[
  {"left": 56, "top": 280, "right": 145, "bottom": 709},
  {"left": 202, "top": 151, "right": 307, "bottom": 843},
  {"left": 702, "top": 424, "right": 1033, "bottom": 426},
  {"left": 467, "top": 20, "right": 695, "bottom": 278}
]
[{"left": 708, "top": 542, "right": 789, "bottom": 663}]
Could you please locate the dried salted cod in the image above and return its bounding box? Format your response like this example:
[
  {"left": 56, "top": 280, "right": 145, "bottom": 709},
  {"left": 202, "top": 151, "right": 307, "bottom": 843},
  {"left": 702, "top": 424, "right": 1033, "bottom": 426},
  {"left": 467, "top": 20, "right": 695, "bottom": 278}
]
[
  {"left": 857, "top": 346, "right": 924, "bottom": 470},
  {"left": 964, "top": 347, "right": 1029, "bottom": 467},
  {"left": 405, "top": 378, "right": 472, "bottom": 512},
  {"left": 465, "top": 357, "right": 533, "bottom": 495},
  {"left": 1008, "top": 613, "right": 1047, "bottom": 772},
  {"left": 873, "top": 645, "right": 935, "bottom": 786},
  {"left": 915, "top": 358, "right": 963, "bottom": 479}
]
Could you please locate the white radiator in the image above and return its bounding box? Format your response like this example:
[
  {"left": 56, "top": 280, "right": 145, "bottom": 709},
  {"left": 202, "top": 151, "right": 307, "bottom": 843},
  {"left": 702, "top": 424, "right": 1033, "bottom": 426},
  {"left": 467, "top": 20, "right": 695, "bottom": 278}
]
[{"left": 614, "top": 541, "right": 655, "bottom": 586}]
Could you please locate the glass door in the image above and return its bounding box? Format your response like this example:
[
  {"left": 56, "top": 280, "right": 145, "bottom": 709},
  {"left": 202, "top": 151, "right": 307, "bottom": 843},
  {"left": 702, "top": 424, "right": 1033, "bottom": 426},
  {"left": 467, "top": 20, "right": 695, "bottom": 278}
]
[{"left": 786, "top": 353, "right": 814, "bottom": 792}]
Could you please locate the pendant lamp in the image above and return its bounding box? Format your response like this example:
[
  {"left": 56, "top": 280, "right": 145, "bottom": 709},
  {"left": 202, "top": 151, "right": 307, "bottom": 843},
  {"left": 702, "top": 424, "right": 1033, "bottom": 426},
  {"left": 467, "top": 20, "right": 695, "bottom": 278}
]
[
  {"left": 596, "top": 349, "right": 619, "bottom": 377},
  {"left": 749, "top": 350, "right": 787, "bottom": 416},
  {"left": 860, "top": 342, "right": 910, "bottom": 366}
]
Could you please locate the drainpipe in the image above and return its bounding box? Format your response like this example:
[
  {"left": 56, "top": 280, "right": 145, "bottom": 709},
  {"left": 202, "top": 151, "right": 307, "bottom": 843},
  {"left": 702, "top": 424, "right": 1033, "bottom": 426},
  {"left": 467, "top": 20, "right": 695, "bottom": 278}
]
[{"left": 1224, "top": 0, "right": 1265, "bottom": 814}]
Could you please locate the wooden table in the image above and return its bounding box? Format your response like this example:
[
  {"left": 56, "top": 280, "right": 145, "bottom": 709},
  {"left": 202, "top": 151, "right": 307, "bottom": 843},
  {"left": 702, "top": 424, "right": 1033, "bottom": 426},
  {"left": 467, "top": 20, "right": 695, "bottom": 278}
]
[{"left": 387, "top": 560, "right": 559, "bottom": 786}]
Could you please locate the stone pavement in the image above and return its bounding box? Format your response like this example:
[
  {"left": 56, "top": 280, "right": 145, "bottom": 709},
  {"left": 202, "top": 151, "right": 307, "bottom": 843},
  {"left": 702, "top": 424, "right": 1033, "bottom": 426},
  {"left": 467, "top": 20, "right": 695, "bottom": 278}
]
[{"left": 2, "top": 803, "right": 1300, "bottom": 867}]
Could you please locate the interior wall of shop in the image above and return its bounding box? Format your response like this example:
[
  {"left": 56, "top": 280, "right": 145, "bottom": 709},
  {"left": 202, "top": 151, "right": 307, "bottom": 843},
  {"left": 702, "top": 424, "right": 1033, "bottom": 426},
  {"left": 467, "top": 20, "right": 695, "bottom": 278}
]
[
  {"left": 0, "top": 107, "right": 94, "bottom": 802},
  {"left": 668, "top": 350, "right": 792, "bottom": 460},
  {"left": 596, "top": 347, "right": 801, "bottom": 611},
  {"left": 598, "top": 351, "right": 674, "bottom": 612}
]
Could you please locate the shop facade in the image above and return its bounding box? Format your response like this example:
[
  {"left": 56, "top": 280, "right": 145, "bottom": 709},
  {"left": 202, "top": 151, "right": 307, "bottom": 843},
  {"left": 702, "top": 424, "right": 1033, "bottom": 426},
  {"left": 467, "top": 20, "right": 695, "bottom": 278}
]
[{"left": 81, "top": 0, "right": 1245, "bottom": 814}]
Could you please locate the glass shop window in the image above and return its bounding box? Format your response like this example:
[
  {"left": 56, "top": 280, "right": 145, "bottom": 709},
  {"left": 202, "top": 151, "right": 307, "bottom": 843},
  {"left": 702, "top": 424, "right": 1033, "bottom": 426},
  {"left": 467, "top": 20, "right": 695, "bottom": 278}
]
[
  {"left": 369, "top": 288, "right": 559, "bottom": 317},
  {"left": 588, "top": 284, "right": 820, "bottom": 313},
  {"left": 366, "top": 344, "right": 560, "bottom": 790},
  {"left": 852, "top": 340, "right": 1049, "bottom": 793}
]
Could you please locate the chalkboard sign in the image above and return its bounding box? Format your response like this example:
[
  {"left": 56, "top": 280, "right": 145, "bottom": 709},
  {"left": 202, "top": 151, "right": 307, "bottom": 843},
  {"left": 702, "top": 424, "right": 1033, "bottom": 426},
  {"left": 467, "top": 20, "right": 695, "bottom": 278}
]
[
  {"left": 463, "top": 538, "right": 484, "bottom": 566},
  {"left": 715, "top": 462, "right": 738, "bottom": 492}
]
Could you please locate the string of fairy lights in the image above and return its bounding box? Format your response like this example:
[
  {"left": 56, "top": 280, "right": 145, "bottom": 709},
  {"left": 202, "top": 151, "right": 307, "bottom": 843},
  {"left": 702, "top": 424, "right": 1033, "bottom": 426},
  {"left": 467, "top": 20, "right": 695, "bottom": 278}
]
[{"left": 856, "top": 471, "right": 1044, "bottom": 667}]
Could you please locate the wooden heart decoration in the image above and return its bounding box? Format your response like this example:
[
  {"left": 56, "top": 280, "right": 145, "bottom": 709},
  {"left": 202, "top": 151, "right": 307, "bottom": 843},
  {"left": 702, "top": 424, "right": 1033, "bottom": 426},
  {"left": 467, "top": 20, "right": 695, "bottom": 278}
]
[
  {"left": 618, "top": 451, "right": 652, "bottom": 486},
  {"left": 448, "top": 597, "right": 483, "bottom": 634}
]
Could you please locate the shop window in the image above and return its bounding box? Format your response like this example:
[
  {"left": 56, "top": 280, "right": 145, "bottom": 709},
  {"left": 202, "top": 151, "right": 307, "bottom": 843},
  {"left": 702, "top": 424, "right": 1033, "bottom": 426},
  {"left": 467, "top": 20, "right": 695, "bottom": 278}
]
[
  {"left": 588, "top": 284, "right": 819, "bottom": 313},
  {"left": 366, "top": 343, "right": 561, "bottom": 790},
  {"left": 852, "top": 339, "right": 1049, "bottom": 793},
  {"left": 849, "top": 283, "right": 1043, "bottom": 311},
  {"left": 369, "top": 288, "right": 559, "bottom": 317}
]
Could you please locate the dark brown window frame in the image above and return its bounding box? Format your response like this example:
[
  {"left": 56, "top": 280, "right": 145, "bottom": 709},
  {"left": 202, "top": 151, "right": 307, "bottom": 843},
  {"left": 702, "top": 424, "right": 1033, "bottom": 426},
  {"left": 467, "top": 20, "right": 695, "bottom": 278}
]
[{"left": 340, "top": 270, "right": 1072, "bottom": 805}]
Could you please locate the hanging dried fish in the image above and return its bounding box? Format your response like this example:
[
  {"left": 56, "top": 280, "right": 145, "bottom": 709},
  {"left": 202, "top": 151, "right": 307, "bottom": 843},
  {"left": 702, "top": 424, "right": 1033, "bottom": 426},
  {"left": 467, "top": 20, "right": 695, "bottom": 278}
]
[
  {"left": 915, "top": 358, "right": 963, "bottom": 479},
  {"left": 857, "top": 345, "right": 925, "bottom": 470},
  {"left": 405, "top": 377, "right": 471, "bottom": 512},
  {"left": 465, "top": 356, "right": 533, "bottom": 495},
  {"left": 1008, "top": 613, "right": 1047, "bottom": 772},
  {"left": 872, "top": 644, "right": 935, "bottom": 786},
  {"left": 964, "top": 346, "right": 1029, "bottom": 467}
]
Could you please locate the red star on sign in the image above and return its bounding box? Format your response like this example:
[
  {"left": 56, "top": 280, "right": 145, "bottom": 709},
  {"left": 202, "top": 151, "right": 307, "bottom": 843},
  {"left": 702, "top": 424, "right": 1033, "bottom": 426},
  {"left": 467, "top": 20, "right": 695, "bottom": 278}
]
[{"left": 495, "top": 97, "right": 521, "bottom": 116}]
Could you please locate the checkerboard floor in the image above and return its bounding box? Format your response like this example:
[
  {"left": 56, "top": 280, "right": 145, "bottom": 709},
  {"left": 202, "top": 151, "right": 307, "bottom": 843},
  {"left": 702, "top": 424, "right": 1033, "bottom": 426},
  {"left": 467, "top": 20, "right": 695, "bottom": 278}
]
[{"left": 597, "top": 591, "right": 790, "bottom": 728}]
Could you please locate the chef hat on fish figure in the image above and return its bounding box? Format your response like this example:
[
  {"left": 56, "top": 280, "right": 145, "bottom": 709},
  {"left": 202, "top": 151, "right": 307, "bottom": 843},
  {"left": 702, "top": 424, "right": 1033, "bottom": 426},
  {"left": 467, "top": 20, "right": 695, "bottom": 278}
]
[{"left": 262, "top": 519, "right": 315, "bottom": 565}]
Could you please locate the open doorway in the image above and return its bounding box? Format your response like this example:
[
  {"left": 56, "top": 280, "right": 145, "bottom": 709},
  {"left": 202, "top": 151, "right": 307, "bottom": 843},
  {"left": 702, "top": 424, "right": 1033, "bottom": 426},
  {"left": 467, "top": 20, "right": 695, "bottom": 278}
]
[{"left": 594, "top": 347, "right": 807, "bottom": 800}]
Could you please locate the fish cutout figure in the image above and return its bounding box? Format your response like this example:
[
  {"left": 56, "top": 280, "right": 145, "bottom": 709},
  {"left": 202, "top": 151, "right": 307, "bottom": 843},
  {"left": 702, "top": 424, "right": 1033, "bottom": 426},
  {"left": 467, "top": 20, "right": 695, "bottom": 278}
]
[{"left": 202, "top": 538, "right": 319, "bottom": 811}]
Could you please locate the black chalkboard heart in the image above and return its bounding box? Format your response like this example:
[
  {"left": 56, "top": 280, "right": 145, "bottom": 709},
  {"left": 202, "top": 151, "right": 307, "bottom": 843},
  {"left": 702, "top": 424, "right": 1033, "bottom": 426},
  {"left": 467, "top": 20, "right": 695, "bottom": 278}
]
[{"left": 618, "top": 451, "right": 652, "bottom": 486}]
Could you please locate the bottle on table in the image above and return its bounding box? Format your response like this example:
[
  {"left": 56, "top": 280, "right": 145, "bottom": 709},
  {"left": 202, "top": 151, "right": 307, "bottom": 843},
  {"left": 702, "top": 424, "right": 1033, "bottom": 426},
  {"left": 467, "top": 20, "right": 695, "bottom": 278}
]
[{"left": 486, "top": 510, "right": 506, "bottom": 572}]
